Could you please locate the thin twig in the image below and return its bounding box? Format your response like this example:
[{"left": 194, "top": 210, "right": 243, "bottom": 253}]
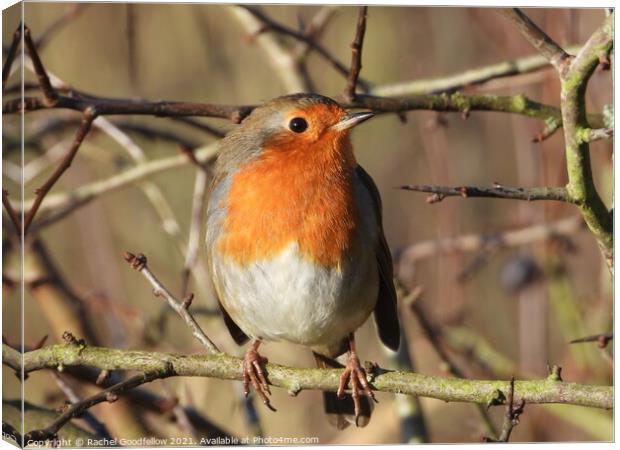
[
  {"left": 400, "top": 184, "right": 571, "bottom": 203},
  {"left": 123, "top": 252, "right": 220, "bottom": 354},
  {"left": 23, "top": 25, "right": 58, "bottom": 104},
  {"left": 485, "top": 377, "right": 526, "bottom": 442},
  {"left": 293, "top": 5, "right": 338, "bottom": 59},
  {"left": 52, "top": 372, "right": 113, "bottom": 439},
  {"left": 2, "top": 190, "right": 21, "bottom": 235},
  {"left": 240, "top": 5, "right": 370, "bottom": 91},
  {"left": 2, "top": 23, "right": 21, "bottom": 92},
  {"left": 344, "top": 6, "right": 368, "bottom": 101},
  {"left": 24, "top": 371, "right": 170, "bottom": 444},
  {"left": 501, "top": 9, "right": 571, "bottom": 72},
  {"left": 181, "top": 168, "right": 210, "bottom": 297},
  {"left": 23, "top": 110, "right": 96, "bottom": 233}
]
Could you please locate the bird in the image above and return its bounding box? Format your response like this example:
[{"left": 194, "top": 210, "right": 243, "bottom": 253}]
[{"left": 206, "top": 93, "right": 399, "bottom": 428}]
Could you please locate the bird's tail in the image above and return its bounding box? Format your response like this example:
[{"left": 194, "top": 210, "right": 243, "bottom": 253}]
[{"left": 313, "top": 352, "right": 372, "bottom": 429}]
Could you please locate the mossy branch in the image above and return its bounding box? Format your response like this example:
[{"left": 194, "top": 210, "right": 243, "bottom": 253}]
[
  {"left": 3, "top": 344, "right": 612, "bottom": 410},
  {"left": 559, "top": 13, "right": 614, "bottom": 272}
]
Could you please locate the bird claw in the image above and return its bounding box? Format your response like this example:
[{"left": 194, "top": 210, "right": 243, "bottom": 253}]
[
  {"left": 243, "top": 348, "right": 276, "bottom": 411},
  {"left": 337, "top": 353, "right": 376, "bottom": 423}
]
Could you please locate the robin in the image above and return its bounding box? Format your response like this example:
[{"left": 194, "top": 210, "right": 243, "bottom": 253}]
[{"left": 206, "top": 93, "right": 399, "bottom": 428}]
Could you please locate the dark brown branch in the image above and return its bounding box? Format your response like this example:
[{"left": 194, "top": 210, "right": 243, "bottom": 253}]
[
  {"left": 2, "top": 421, "right": 22, "bottom": 446},
  {"left": 2, "top": 23, "right": 21, "bottom": 92},
  {"left": 52, "top": 372, "right": 113, "bottom": 440},
  {"left": 3, "top": 94, "right": 255, "bottom": 123},
  {"left": 2, "top": 189, "right": 21, "bottom": 235},
  {"left": 23, "top": 370, "right": 170, "bottom": 444},
  {"left": 23, "top": 25, "right": 58, "bottom": 104},
  {"left": 23, "top": 110, "right": 96, "bottom": 234},
  {"left": 344, "top": 6, "right": 368, "bottom": 101},
  {"left": 241, "top": 5, "right": 370, "bottom": 91},
  {"left": 501, "top": 9, "right": 571, "bottom": 72},
  {"left": 400, "top": 184, "right": 571, "bottom": 203},
  {"left": 62, "top": 365, "right": 234, "bottom": 439},
  {"left": 485, "top": 377, "right": 525, "bottom": 442}
]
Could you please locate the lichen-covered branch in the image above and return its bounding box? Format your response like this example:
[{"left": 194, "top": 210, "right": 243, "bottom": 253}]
[
  {"left": 3, "top": 344, "right": 612, "bottom": 410},
  {"left": 505, "top": 9, "right": 614, "bottom": 272},
  {"left": 559, "top": 13, "right": 614, "bottom": 272}
]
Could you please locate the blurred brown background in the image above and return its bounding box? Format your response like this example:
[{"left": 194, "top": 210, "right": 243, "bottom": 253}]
[{"left": 2, "top": 3, "right": 613, "bottom": 444}]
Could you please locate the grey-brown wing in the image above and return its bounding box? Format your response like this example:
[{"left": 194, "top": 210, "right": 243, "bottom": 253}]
[
  {"left": 356, "top": 165, "right": 400, "bottom": 351},
  {"left": 207, "top": 172, "right": 250, "bottom": 346}
]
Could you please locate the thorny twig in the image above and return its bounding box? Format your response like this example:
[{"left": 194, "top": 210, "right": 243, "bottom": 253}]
[
  {"left": 400, "top": 184, "right": 571, "bottom": 203},
  {"left": 123, "top": 252, "right": 220, "bottom": 354}
]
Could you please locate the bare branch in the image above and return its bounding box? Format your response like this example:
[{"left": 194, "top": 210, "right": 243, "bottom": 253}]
[
  {"left": 181, "top": 169, "right": 210, "bottom": 296},
  {"left": 485, "top": 377, "right": 525, "bottom": 442},
  {"left": 23, "top": 110, "right": 96, "bottom": 233},
  {"left": 52, "top": 372, "right": 113, "bottom": 440},
  {"left": 501, "top": 8, "right": 571, "bottom": 72},
  {"left": 24, "top": 370, "right": 170, "bottom": 444},
  {"left": 123, "top": 252, "right": 220, "bottom": 355},
  {"left": 400, "top": 184, "right": 571, "bottom": 203},
  {"left": 23, "top": 25, "right": 58, "bottom": 104},
  {"left": 240, "top": 5, "right": 369, "bottom": 91},
  {"left": 2, "top": 190, "right": 21, "bottom": 235},
  {"left": 344, "top": 6, "right": 368, "bottom": 101},
  {"left": 2, "top": 23, "right": 21, "bottom": 92}
]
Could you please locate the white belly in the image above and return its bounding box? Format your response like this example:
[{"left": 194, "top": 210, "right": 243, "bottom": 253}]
[{"left": 212, "top": 242, "right": 378, "bottom": 347}]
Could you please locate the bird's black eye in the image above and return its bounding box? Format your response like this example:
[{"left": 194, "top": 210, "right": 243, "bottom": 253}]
[{"left": 289, "top": 117, "right": 308, "bottom": 133}]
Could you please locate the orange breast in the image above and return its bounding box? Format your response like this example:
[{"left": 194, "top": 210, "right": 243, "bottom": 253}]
[{"left": 218, "top": 135, "right": 358, "bottom": 267}]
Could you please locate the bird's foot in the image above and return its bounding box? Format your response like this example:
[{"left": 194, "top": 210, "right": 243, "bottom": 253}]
[
  {"left": 243, "top": 344, "right": 276, "bottom": 411},
  {"left": 337, "top": 351, "right": 377, "bottom": 424}
]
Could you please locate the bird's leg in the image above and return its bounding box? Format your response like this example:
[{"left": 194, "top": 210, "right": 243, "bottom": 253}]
[
  {"left": 243, "top": 339, "right": 276, "bottom": 411},
  {"left": 336, "top": 333, "right": 377, "bottom": 424}
]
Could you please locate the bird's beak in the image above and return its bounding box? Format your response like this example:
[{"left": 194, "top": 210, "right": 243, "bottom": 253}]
[{"left": 331, "top": 111, "right": 375, "bottom": 132}]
